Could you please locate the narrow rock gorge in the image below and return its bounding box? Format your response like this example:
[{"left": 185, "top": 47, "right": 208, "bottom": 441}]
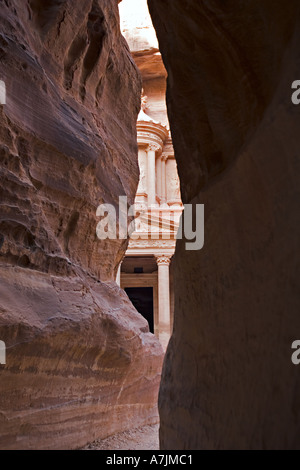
[
  {"left": 148, "top": 0, "right": 300, "bottom": 449},
  {"left": 0, "top": 0, "right": 163, "bottom": 450}
]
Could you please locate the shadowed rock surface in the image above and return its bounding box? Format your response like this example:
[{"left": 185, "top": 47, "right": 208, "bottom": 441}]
[
  {"left": 148, "top": 0, "right": 300, "bottom": 449},
  {"left": 0, "top": 0, "right": 163, "bottom": 450}
]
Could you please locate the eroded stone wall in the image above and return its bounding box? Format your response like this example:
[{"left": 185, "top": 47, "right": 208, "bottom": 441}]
[
  {"left": 0, "top": 0, "right": 163, "bottom": 450},
  {"left": 148, "top": 0, "right": 300, "bottom": 449}
]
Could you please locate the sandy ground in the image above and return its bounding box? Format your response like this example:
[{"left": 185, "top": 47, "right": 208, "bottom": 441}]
[{"left": 82, "top": 424, "right": 160, "bottom": 451}]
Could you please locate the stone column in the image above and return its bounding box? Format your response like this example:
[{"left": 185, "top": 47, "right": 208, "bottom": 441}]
[
  {"left": 156, "top": 255, "right": 172, "bottom": 350},
  {"left": 156, "top": 157, "right": 162, "bottom": 201},
  {"left": 147, "top": 144, "right": 157, "bottom": 206},
  {"left": 161, "top": 155, "right": 168, "bottom": 204}
]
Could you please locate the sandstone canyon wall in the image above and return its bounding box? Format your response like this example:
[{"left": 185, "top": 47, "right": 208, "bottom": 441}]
[
  {"left": 0, "top": 0, "right": 163, "bottom": 450},
  {"left": 148, "top": 0, "right": 300, "bottom": 449}
]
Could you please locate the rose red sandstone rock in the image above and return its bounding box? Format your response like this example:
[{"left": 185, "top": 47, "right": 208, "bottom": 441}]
[
  {"left": 0, "top": 0, "right": 163, "bottom": 450},
  {"left": 148, "top": 0, "right": 300, "bottom": 449}
]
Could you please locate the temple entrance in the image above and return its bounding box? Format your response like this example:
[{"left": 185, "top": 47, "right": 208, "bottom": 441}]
[
  {"left": 119, "top": 255, "right": 175, "bottom": 350},
  {"left": 125, "top": 287, "right": 154, "bottom": 333}
]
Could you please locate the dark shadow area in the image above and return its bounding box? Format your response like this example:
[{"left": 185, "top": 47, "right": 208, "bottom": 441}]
[{"left": 125, "top": 287, "right": 154, "bottom": 333}]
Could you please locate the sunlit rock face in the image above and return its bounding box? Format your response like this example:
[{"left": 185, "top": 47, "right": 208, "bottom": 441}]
[
  {"left": 120, "top": 0, "right": 167, "bottom": 127},
  {"left": 148, "top": 0, "right": 300, "bottom": 449},
  {"left": 0, "top": 0, "right": 163, "bottom": 450},
  {"left": 120, "top": 0, "right": 159, "bottom": 53}
]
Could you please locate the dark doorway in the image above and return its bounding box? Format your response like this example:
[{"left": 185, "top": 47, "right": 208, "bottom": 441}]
[{"left": 125, "top": 287, "right": 154, "bottom": 333}]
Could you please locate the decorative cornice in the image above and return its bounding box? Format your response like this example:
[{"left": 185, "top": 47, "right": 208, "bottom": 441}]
[
  {"left": 128, "top": 239, "right": 176, "bottom": 249},
  {"left": 137, "top": 120, "right": 169, "bottom": 151},
  {"left": 137, "top": 131, "right": 164, "bottom": 153}
]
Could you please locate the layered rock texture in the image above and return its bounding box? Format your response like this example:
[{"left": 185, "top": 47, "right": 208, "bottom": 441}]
[
  {"left": 148, "top": 0, "right": 300, "bottom": 449},
  {"left": 0, "top": 0, "right": 163, "bottom": 450}
]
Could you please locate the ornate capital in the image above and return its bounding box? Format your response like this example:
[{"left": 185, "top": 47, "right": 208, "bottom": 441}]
[
  {"left": 156, "top": 255, "right": 172, "bottom": 266},
  {"left": 148, "top": 143, "right": 160, "bottom": 153},
  {"left": 161, "top": 154, "right": 169, "bottom": 162}
]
